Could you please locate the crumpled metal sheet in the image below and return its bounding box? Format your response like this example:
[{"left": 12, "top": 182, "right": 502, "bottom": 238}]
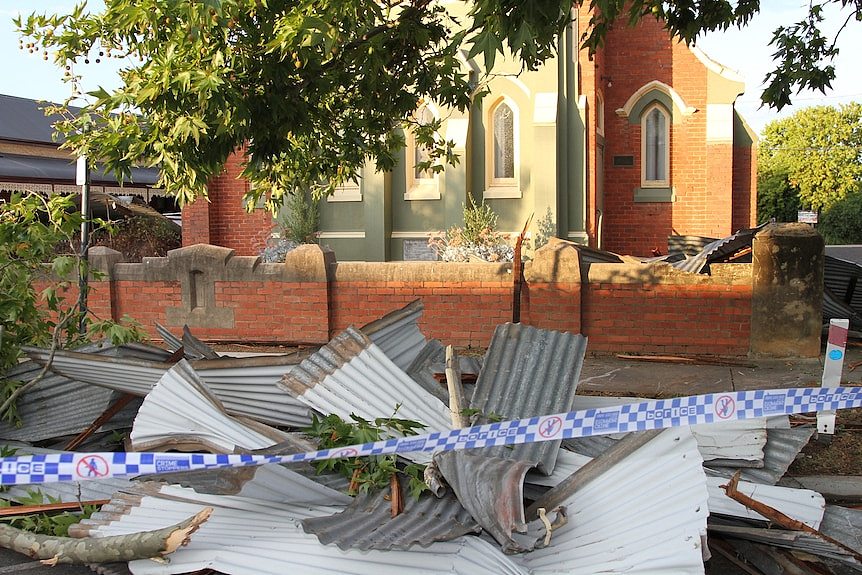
[
  {"left": 671, "top": 222, "right": 766, "bottom": 274},
  {"left": 708, "top": 427, "right": 816, "bottom": 485},
  {"left": 130, "top": 360, "right": 287, "bottom": 453},
  {"left": 156, "top": 323, "right": 221, "bottom": 360},
  {"left": 24, "top": 346, "right": 313, "bottom": 428},
  {"left": 515, "top": 428, "right": 710, "bottom": 575},
  {"left": 404, "top": 340, "right": 481, "bottom": 404},
  {"left": 405, "top": 339, "right": 449, "bottom": 402},
  {"left": 2, "top": 476, "right": 133, "bottom": 504},
  {"left": 71, "top": 483, "right": 526, "bottom": 575},
  {"left": 709, "top": 523, "right": 862, "bottom": 570},
  {"left": 469, "top": 324, "right": 587, "bottom": 476},
  {"left": 302, "top": 476, "right": 481, "bottom": 550},
  {"left": 150, "top": 464, "right": 352, "bottom": 507},
  {"left": 435, "top": 451, "right": 538, "bottom": 554},
  {"left": 360, "top": 299, "right": 428, "bottom": 372},
  {"left": 279, "top": 327, "right": 453, "bottom": 463},
  {"left": 0, "top": 342, "right": 144, "bottom": 442},
  {"left": 820, "top": 504, "right": 862, "bottom": 555}
]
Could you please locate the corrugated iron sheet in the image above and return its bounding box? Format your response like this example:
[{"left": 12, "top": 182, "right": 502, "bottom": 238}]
[
  {"left": 71, "top": 483, "right": 526, "bottom": 575},
  {"left": 514, "top": 428, "right": 710, "bottom": 575},
  {"left": 524, "top": 449, "right": 592, "bottom": 488},
  {"left": 820, "top": 504, "right": 862, "bottom": 554},
  {"left": 709, "top": 523, "right": 862, "bottom": 569},
  {"left": 405, "top": 339, "right": 450, "bottom": 402},
  {"left": 153, "top": 464, "right": 352, "bottom": 506},
  {"left": 360, "top": 299, "right": 428, "bottom": 372},
  {"left": 435, "top": 452, "right": 537, "bottom": 553},
  {"left": 24, "top": 346, "right": 313, "bottom": 428},
  {"left": 0, "top": 342, "right": 145, "bottom": 442},
  {"left": 404, "top": 340, "right": 481, "bottom": 404},
  {"left": 2, "top": 476, "right": 133, "bottom": 504},
  {"left": 156, "top": 323, "right": 221, "bottom": 360},
  {"left": 469, "top": 323, "right": 587, "bottom": 475},
  {"left": 279, "top": 327, "right": 453, "bottom": 463},
  {"left": 130, "top": 360, "right": 287, "bottom": 453},
  {"left": 825, "top": 254, "right": 862, "bottom": 319},
  {"left": 708, "top": 427, "right": 815, "bottom": 485},
  {"left": 706, "top": 477, "right": 825, "bottom": 528},
  {"left": 671, "top": 223, "right": 766, "bottom": 274},
  {"left": 302, "top": 476, "right": 480, "bottom": 550}
]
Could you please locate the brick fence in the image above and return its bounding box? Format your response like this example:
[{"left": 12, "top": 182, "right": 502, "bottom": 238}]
[{"left": 75, "top": 227, "right": 823, "bottom": 357}]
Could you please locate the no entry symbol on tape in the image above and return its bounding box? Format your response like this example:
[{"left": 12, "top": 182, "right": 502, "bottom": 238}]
[{"left": 76, "top": 455, "right": 109, "bottom": 478}]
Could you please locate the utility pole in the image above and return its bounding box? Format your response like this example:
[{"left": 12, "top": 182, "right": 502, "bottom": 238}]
[{"left": 76, "top": 155, "right": 90, "bottom": 334}]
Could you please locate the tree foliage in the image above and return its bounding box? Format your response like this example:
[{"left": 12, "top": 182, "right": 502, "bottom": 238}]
[
  {"left": 0, "top": 192, "right": 144, "bottom": 423},
  {"left": 819, "top": 192, "right": 862, "bottom": 244},
  {"left": 758, "top": 103, "right": 862, "bottom": 212},
  {"left": 17, "top": 0, "right": 862, "bottom": 210},
  {"left": 756, "top": 168, "right": 800, "bottom": 224}
]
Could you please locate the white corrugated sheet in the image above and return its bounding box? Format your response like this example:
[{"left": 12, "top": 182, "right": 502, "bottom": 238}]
[
  {"left": 130, "top": 360, "right": 286, "bottom": 453},
  {"left": 706, "top": 477, "right": 826, "bottom": 529},
  {"left": 25, "top": 347, "right": 312, "bottom": 428},
  {"left": 280, "top": 328, "right": 453, "bottom": 463},
  {"left": 514, "top": 428, "right": 710, "bottom": 575},
  {"left": 73, "top": 484, "right": 526, "bottom": 575}
]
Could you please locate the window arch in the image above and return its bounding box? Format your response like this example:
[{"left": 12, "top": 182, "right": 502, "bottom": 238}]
[
  {"left": 641, "top": 103, "right": 670, "bottom": 188},
  {"left": 485, "top": 96, "right": 521, "bottom": 199},
  {"left": 406, "top": 103, "right": 441, "bottom": 200}
]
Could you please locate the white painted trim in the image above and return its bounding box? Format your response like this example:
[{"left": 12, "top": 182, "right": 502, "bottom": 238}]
[
  {"left": 533, "top": 92, "right": 557, "bottom": 125},
  {"left": 688, "top": 45, "right": 745, "bottom": 83},
  {"left": 705, "top": 103, "right": 734, "bottom": 143},
  {"left": 327, "top": 184, "right": 362, "bottom": 202},
  {"left": 316, "top": 231, "right": 366, "bottom": 239},
  {"left": 616, "top": 80, "right": 697, "bottom": 119},
  {"left": 403, "top": 185, "right": 441, "bottom": 201},
  {"left": 566, "top": 231, "right": 589, "bottom": 242},
  {"left": 483, "top": 185, "right": 522, "bottom": 199},
  {"left": 391, "top": 231, "right": 435, "bottom": 239}
]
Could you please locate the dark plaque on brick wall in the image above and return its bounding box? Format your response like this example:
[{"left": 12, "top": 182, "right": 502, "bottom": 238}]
[{"left": 613, "top": 155, "right": 634, "bottom": 166}]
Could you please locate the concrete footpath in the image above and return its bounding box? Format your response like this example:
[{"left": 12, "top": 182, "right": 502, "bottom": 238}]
[{"left": 0, "top": 347, "right": 858, "bottom": 574}]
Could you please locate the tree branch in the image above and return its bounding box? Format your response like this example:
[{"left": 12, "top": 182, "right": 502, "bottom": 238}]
[{"left": 0, "top": 507, "right": 212, "bottom": 565}]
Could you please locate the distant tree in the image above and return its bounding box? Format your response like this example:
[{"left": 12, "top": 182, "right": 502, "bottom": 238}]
[
  {"left": 17, "top": 0, "right": 862, "bottom": 210},
  {"left": 758, "top": 103, "right": 862, "bottom": 212},
  {"left": 819, "top": 192, "right": 862, "bottom": 244},
  {"left": 756, "top": 168, "right": 800, "bottom": 224}
]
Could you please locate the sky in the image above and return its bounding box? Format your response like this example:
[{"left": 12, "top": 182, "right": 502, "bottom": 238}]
[{"left": 1, "top": 1, "right": 861, "bottom": 137}]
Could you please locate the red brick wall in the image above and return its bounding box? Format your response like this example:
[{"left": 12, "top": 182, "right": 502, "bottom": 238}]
[
  {"left": 34, "top": 248, "right": 759, "bottom": 357},
  {"left": 733, "top": 144, "right": 757, "bottom": 230},
  {"left": 215, "top": 281, "right": 328, "bottom": 343},
  {"left": 113, "top": 280, "right": 182, "bottom": 331},
  {"left": 582, "top": 282, "right": 751, "bottom": 355},
  {"left": 183, "top": 151, "right": 275, "bottom": 256},
  {"left": 331, "top": 281, "right": 512, "bottom": 348}
]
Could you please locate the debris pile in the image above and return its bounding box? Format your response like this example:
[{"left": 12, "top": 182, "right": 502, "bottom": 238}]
[{"left": 1, "top": 300, "right": 860, "bottom": 575}]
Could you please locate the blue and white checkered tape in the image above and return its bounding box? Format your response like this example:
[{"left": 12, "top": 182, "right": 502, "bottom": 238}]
[{"left": 2, "top": 386, "right": 860, "bottom": 486}]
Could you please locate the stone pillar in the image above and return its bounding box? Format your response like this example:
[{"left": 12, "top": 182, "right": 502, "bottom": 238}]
[{"left": 750, "top": 223, "right": 824, "bottom": 357}]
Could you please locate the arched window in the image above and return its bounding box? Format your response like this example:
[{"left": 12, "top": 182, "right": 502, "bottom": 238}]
[
  {"left": 406, "top": 103, "right": 441, "bottom": 200},
  {"left": 485, "top": 97, "right": 521, "bottom": 198},
  {"left": 641, "top": 103, "right": 670, "bottom": 188}
]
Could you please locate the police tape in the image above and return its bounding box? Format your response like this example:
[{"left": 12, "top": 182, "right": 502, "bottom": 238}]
[{"left": 2, "top": 385, "right": 861, "bottom": 486}]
